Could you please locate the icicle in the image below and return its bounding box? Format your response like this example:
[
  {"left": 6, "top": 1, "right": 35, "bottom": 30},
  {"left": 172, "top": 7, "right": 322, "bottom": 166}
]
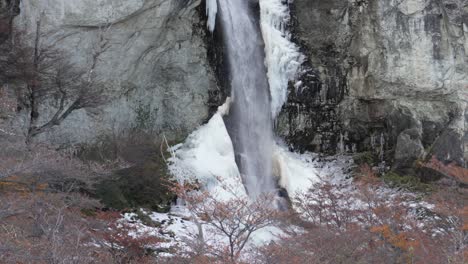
[
  {"left": 379, "top": 133, "right": 385, "bottom": 161},
  {"left": 370, "top": 133, "right": 376, "bottom": 149},
  {"left": 352, "top": 143, "right": 357, "bottom": 153},
  {"left": 206, "top": 0, "right": 217, "bottom": 32},
  {"left": 338, "top": 132, "right": 345, "bottom": 155}
]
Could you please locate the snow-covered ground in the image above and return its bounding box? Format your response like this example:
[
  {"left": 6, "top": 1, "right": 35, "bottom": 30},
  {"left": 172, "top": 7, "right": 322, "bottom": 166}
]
[
  {"left": 116, "top": 157, "right": 444, "bottom": 257},
  {"left": 117, "top": 205, "right": 285, "bottom": 256}
]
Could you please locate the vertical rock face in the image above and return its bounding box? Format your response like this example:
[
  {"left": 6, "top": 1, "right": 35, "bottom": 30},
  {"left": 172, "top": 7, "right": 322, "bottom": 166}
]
[
  {"left": 281, "top": 0, "right": 467, "bottom": 166},
  {"left": 0, "top": 0, "right": 218, "bottom": 144}
]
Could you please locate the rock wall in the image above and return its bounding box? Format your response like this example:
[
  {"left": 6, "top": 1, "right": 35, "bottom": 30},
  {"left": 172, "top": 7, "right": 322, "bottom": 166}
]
[
  {"left": 1, "top": 0, "right": 466, "bottom": 169},
  {"left": 280, "top": 0, "right": 467, "bottom": 167},
  {"left": 0, "top": 0, "right": 217, "bottom": 145}
]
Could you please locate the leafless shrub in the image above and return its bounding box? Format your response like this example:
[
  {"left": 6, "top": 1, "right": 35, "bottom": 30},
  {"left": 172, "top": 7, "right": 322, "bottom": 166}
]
[
  {"left": 253, "top": 174, "right": 467, "bottom": 264},
  {"left": 170, "top": 181, "right": 281, "bottom": 263},
  {"left": 0, "top": 192, "right": 103, "bottom": 264},
  {"left": 0, "top": 141, "right": 112, "bottom": 195},
  {"left": 0, "top": 17, "right": 109, "bottom": 142}
]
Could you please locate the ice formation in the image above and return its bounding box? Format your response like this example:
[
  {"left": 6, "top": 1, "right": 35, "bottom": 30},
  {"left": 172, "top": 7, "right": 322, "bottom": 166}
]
[
  {"left": 170, "top": 0, "right": 316, "bottom": 199},
  {"left": 273, "top": 145, "right": 321, "bottom": 198},
  {"left": 206, "top": 0, "right": 217, "bottom": 32},
  {"left": 259, "top": 0, "right": 304, "bottom": 118},
  {"left": 168, "top": 100, "right": 247, "bottom": 200}
]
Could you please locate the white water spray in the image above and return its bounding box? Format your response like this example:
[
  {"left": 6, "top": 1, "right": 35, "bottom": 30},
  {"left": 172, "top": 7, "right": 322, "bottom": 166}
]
[{"left": 218, "top": 0, "right": 275, "bottom": 198}]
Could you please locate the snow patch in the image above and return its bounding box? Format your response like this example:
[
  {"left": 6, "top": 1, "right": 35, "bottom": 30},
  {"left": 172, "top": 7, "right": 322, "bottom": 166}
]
[
  {"left": 259, "top": 0, "right": 304, "bottom": 118},
  {"left": 117, "top": 206, "right": 284, "bottom": 257},
  {"left": 273, "top": 145, "right": 353, "bottom": 200}
]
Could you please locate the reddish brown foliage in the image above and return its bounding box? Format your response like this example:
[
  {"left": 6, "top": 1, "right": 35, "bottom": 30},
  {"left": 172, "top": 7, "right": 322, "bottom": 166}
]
[
  {"left": 356, "top": 163, "right": 381, "bottom": 186},
  {"left": 264, "top": 177, "right": 467, "bottom": 264},
  {"left": 170, "top": 181, "right": 280, "bottom": 263},
  {"left": 423, "top": 156, "right": 468, "bottom": 184}
]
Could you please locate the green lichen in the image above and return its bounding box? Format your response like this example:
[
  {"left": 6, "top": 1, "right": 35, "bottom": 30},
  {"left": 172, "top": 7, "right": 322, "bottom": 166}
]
[
  {"left": 353, "top": 151, "right": 376, "bottom": 166},
  {"left": 382, "top": 171, "right": 434, "bottom": 193},
  {"left": 133, "top": 102, "right": 158, "bottom": 131},
  {"left": 80, "top": 208, "right": 97, "bottom": 217}
]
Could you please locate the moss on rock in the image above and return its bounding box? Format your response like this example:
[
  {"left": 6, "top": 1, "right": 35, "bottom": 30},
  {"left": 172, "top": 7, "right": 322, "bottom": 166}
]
[
  {"left": 382, "top": 171, "right": 434, "bottom": 193},
  {"left": 353, "top": 151, "right": 376, "bottom": 166}
]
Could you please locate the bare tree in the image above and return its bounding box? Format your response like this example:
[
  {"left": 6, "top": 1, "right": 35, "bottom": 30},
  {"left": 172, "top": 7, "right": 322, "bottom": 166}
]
[
  {"left": 171, "top": 182, "right": 280, "bottom": 263},
  {"left": 0, "top": 17, "right": 109, "bottom": 142}
]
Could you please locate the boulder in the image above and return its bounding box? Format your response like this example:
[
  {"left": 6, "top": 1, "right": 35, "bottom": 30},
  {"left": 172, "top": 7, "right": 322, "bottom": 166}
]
[{"left": 394, "top": 128, "right": 425, "bottom": 173}]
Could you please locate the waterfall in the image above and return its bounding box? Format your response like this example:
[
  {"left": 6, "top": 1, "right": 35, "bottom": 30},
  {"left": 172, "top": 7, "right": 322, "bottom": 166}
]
[
  {"left": 218, "top": 0, "right": 275, "bottom": 198},
  {"left": 170, "top": 0, "right": 310, "bottom": 203}
]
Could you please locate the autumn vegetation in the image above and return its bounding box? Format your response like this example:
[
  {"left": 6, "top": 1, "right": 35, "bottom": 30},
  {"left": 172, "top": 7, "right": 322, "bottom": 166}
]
[{"left": 0, "top": 141, "right": 466, "bottom": 264}]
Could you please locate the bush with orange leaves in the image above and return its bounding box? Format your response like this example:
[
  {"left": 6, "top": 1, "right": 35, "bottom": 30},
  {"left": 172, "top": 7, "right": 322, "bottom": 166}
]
[
  {"left": 422, "top": 156, "right": 468, "bottom": 185},
  {"left": 252, "top": 167, "right": 467, "bottom": 264}
]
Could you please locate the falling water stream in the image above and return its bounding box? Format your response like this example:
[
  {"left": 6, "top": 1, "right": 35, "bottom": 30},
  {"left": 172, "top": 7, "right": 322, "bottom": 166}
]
[{"left": 217, "top": 0, "right": 275, "bottom": 198}]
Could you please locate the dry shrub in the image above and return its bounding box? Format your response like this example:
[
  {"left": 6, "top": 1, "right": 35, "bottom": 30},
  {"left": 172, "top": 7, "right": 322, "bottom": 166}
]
[
  {"left": 169, "top": 181, "right": 281, "bottom": 263},
  {"left": 254, "top": 177, "right": 467, "bottom": 264},
  {"left": 355, "top": 163, "right": 381, "bottom": 186},
  {"left": 0, "top": 192, "right": 102, "bottom": 264},
  {"left": 91, "top": 211, "right": 163, "bottom": 264},
  {"left": 423, "top": 156, "right": 468, "bottom": 185}
]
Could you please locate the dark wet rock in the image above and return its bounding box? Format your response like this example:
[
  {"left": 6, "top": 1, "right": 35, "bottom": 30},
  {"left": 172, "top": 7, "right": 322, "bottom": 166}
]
[
  {"left": 394, "top": 129, "right": 425, "bottom": 173},
  {"left": 282, "top": 0, "right": 467, "bottom": 167}
]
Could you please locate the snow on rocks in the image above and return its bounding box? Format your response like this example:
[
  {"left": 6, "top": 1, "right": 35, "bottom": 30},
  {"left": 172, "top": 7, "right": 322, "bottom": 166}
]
[{"left": 273, "top": 144, "right": 353, "bottom": 200}]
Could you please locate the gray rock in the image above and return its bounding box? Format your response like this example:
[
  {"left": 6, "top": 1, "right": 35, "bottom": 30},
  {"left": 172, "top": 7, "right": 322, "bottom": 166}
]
[
  {"left": 431, "top": 129, "right": 465, "bottom": 166},
  {"left": 284, "top": 0, "right": 467, "bottom": 165},
  {"left": 1, "top": 0, "right": 217, "bottom": 145},
  {"left": 394, "top": 128, "right": 425, "bottom": 172}
]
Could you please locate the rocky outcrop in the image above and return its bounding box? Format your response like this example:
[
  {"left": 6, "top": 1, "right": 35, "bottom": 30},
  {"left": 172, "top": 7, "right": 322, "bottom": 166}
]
[
  {"left": 0, "top": 0, "right": 217, "bottom": 145},
  {"left": 280, "top": 0, "right": 467, "bottom": 166},
  {"left": 394, "top": 128, "right": 425, "bottom": 173}
]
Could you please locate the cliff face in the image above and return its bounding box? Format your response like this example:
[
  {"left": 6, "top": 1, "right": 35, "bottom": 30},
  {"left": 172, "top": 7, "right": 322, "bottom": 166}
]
[
  {"left": 279, "top": 0, "right": 467, "bottom": 167},
  {"left": 0, "top": 0, "right": 218, "bottom": 144},
  {"left": 0, "top": 0, "right": 466, "bottom": 168}
]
